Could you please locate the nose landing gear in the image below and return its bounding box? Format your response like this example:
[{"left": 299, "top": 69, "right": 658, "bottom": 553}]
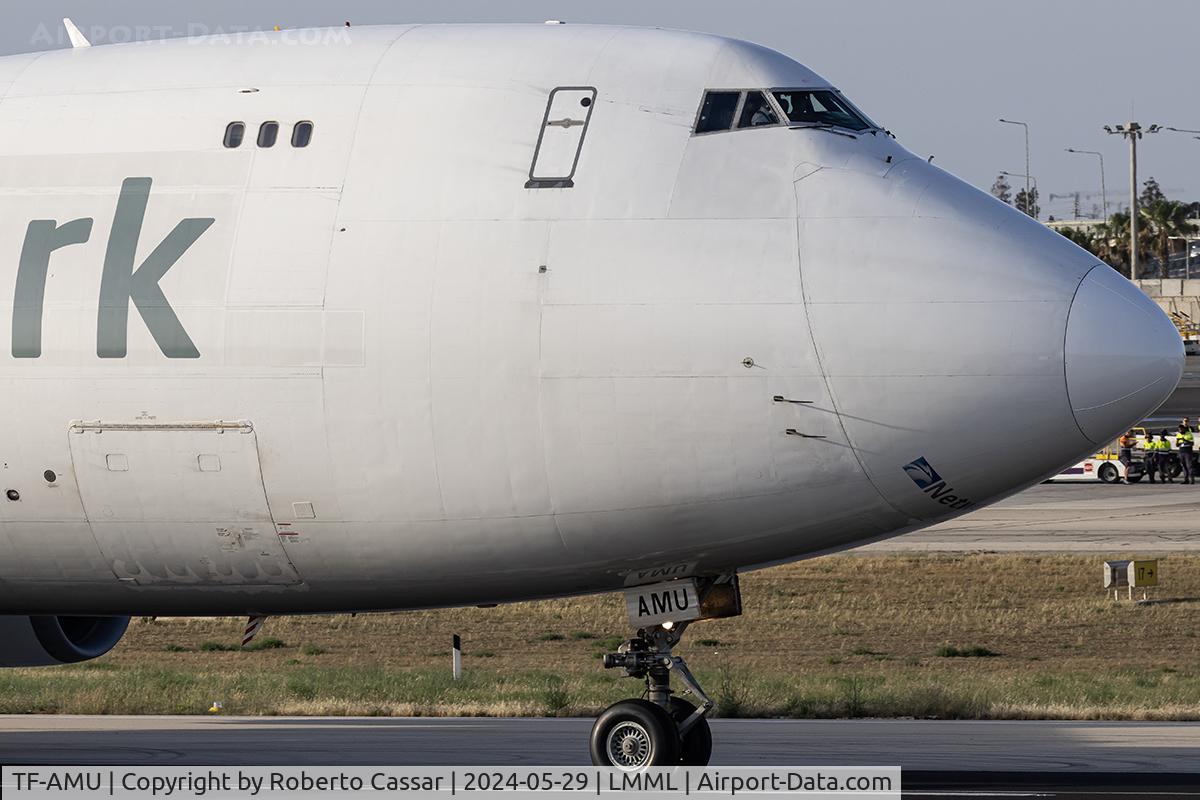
[{"left": 589, "top": 621, "right": 715, "bottom": 768}]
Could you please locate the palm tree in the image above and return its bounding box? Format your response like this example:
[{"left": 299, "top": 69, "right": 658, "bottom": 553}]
[
  {"left": 1091, "top": 211, "right": 1159, "bottom": 276},
  {"left": 1057, "top": 226, "right": 1099, "bottom": 256},
  {"left": 1096, "top": 212, "right": 1132, "bottom": 271},
  {"left": 1141, "top": 200, "right": 1199, "bottom": 277}
]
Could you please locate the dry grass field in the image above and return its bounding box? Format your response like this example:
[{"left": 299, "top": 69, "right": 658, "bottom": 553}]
[{"left": 4, "top": 554, "right": 1199, "bottom": 719}]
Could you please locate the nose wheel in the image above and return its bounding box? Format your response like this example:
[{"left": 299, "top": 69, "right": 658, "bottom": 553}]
[
  {"left": 590, "top": 699, "right": 679, "bottom": 769},
  {"left": 589, "top": 622, "right": 715, "bottom": 768}
]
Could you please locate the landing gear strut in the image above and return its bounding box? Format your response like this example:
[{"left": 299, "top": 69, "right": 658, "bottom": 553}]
[{"left": 590, "top": 621, "right": 715, "bottom": 768}]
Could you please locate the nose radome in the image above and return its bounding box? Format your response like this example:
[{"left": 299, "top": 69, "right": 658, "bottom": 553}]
[{"left": 1065, "top": 266, "right": 1184, "bottom": 444}]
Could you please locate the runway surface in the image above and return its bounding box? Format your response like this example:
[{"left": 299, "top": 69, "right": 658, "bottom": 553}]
[
  {"left": 2, "top": 717, "right": 1198, "bottom": 797},
  {"left": 1148, "top": 354, "right": 1200, "bottom": 422},
  {"left": 861, "top": 480, "right": 1200, "bottom": 552},
  {"left": 1151, "top": 384, "right": 1200, "bottom": 422}
]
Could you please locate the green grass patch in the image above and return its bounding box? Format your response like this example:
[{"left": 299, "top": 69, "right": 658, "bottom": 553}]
[
  {"left": 199, "top": 638, "right": 286, "bottom": 653},
  {"left": 0, "top": 664, "right": 1196, "bottom": 719},
  {"left": 243, "top": 638, "right": 287, "bottom": 652}
]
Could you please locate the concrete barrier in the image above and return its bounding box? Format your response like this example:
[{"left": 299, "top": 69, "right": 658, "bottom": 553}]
[{"left": 1133, "top": 279, "right": 1200, "bottom": 328}]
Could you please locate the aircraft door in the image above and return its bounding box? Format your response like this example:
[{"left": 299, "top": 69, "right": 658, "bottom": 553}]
[
  {"left": 68, "top": 420, "right": 302, "bottom": 586},
  {"left": 525, "top": 87, "right": 597, "bottom": 189}
]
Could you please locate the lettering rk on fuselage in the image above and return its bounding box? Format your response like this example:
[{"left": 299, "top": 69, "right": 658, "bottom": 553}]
[{"left": 11, "top": 177, "right": 213, "bottom": 359}]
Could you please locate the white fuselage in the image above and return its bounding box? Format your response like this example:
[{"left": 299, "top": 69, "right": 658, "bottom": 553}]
[{"left": 0, "top": 24, "right": 1182, "bottom": 616}]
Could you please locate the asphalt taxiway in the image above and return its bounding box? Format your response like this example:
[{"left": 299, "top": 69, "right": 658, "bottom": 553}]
[
  {"left": 863, "top": 480, "right": 1200, "bottom": 552},
  {"left": 1, "top": 717, "right": 1198, "bottom": 797},
  {"left": 1147, "top": 353, "right": 1200, "bottom": 423}
]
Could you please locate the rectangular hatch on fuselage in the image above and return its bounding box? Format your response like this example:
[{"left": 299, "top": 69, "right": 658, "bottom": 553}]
[
  {"left": 67, "top": 420, "right": 302, "bottom": 586},
  {"left": 525, "top": 86, "right": 597, "bottom": 189}
]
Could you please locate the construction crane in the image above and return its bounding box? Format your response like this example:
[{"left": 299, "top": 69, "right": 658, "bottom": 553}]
[
  {"left": 1048, "top": 190, "right": 1107, "bottom": 220},
  {"left": 1047, "top": 186, "right": 1186, "bottom": 221}
]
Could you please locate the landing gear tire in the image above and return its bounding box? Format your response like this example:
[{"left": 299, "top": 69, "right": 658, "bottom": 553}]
[
  {"left": 590, "top": 699, "right": 679, "bottom": 769},
  {"left": 668, "top": 697, "right": 713, "bottom": 766},
  {"left": 1098, "top": 463, "right": 1119, "bottom": 484}
]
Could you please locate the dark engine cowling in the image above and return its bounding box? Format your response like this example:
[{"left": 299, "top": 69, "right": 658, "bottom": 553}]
[{"left": 0, "top": 615, "right": 130, "bottom": 666}]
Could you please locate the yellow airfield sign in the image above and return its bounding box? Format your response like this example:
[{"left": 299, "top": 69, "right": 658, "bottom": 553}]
[{"left": 1131, "top": 560, "right": 1159, "bottom": 587}]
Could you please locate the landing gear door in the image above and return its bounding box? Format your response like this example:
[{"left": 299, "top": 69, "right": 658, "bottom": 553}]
[
  {"left": 526, "top": 87, "right": 597, "bottom": 189},
  {"left": 68, "top": 420, "right": 302, "bottom": 586}
]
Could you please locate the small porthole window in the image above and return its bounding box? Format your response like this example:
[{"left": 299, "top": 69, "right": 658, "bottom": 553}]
[
  {"left": 258, "top": 121, "right": 279, "bottom": 148},
  {"left": 223, "top": 121, "right": 246, "bottom": 149},
  {"left": 292, "top": 121, "right": 314, "bottom": 148}
]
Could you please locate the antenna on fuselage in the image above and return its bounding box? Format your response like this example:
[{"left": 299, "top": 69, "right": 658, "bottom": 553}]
[{"left": 63, "top": 18, "right": 91, "bottom": 49}]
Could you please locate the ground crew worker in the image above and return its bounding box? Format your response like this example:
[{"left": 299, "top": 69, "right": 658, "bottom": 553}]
[
  {"left": 1158, "top": 431, "right": 1176, "bottom": 484},
  {"left": 1178, "top": 423, "right": 1196, "bottom": 484},
  {"left": 1118, "top": 431, "right": 1136, "bottom": 481},
  {"left": 1144, "top": 433, "right": 1160, "bottom": 483}
]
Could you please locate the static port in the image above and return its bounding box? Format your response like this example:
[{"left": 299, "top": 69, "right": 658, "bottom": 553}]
[
  {"left": 44, "top": 470, "right": 57, "bottom": 483},
  {"left": 5, "top": 489, "right": 19, "bottom": 502}
]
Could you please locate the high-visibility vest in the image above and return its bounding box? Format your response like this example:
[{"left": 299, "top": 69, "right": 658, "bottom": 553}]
[
  {"left": 1179, "top": 431, "right": 1195, "bottom": 449},
  {"left": 1158, "top": 439, "right": 1172, "bottom": 451}
]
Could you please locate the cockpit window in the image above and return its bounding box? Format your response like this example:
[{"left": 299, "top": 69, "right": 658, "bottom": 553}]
[
  {"left": 737, "top": 91, "right": 780, "bottom": 128},
  {"left": 694, "top": 91, "right": 740, "bottom": 134},
  {"left": 772, "top": 90, "right": 873, "bottom": 131}
]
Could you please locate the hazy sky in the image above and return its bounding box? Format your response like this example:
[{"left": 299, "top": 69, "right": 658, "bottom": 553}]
[{"left": 4, "top": 1, "right": 1197, "bottom": 219}]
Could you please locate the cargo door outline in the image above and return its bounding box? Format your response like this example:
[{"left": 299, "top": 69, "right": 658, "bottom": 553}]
[
  {"left": 525, "top": 87, "right": 597, "bottom": 189},
  {"left": 67, "top": 420, "right": 303, "bottom": 586}
]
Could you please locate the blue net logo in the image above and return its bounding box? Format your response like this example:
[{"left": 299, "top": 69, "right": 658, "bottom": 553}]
[
  {"left": 902, "top": 456, "right": 942, "bottom": 489},
  {"left": 902, "top": 456, "right": 974, "bottom": 511}
]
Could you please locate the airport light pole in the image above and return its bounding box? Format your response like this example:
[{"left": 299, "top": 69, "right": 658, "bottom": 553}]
[
  {"left": 999, "top": 119, "right": 1031, "bottom": 217},
  {"left": 1104, "top": 122, "right": 1161, "bottom": 280},
  {"left": 1065, "top": 148, "right": 1108, "bottom": 219}
]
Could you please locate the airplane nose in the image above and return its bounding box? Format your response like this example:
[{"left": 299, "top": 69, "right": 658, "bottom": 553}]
[{"left": 1065, "top": 266, "right": 1184, "bottom": 444}]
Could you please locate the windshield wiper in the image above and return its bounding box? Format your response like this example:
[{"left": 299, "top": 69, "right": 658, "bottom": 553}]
[{"left": 788, "top": 122, "right": 859, "bottom": 139}]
